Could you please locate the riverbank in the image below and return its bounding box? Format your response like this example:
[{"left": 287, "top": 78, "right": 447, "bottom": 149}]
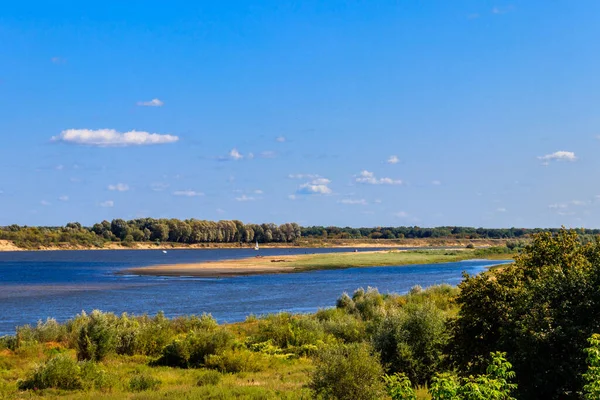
[
  {"left": 0, "top": 238, "right": 516, "bottom": 251},
  {"left": 122, "top": 249, "right": 514, "bottom": 277}
]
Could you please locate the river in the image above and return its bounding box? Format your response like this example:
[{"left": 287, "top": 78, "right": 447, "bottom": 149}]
[{"left": 0, "top": 248, "right": 508, "bottom": 335}]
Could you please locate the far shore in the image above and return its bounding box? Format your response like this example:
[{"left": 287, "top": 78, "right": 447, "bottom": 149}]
[
  {"left": 0, "top": 238, "right": 515, "bottom": 252},
  {"left": 121, "top": 249, "right": 514, "bottom": 278}
]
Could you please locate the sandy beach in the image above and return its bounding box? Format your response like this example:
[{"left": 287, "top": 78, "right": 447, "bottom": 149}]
[{"left": 121, "top": 254, "right": 305, "bottom": 277}]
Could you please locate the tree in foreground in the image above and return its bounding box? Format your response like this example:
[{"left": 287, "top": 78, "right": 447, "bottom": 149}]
[
  {"left": 309, "top": 343, "right": 385, "bottom": 400},
  {"left": 450, "top": 229, "right": 600, "bottom": 399},
  {"left": 430, "top": 352, "right": 516, "bottom": 400},
  {"left": 583, "top": 333, "right": 600, "bottom": 399}
]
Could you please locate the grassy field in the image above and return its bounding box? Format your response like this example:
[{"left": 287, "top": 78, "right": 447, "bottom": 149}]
[{"left": 285, "top": 249, "right": 513, "bottom": 271}]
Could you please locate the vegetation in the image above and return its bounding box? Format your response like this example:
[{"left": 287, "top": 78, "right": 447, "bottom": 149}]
[
  {"left": 4, "top": 218, "right": 595, "bottom": 250},
  {"left": 2, "top": 229, "right": 600, "bottom": 399}
]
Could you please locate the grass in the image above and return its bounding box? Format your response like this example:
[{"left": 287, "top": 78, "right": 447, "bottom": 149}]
[{"left": 286, "top": 249, "right": 515, "bottom": 272}]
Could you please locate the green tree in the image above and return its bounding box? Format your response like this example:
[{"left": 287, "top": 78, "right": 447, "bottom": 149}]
[
  {"left": 583, "top": 334, "right": 600, "bottom": 399},
  {"left": 450, "top": 229, "right": 600, "bottom": 399},
  {"left": 309, "top": 343, "right": 386, "bottom": 400}
]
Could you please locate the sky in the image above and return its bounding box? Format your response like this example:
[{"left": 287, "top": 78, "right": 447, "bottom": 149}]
[{"left": 1, "top": 1, "right": 599, "bottom": 228}]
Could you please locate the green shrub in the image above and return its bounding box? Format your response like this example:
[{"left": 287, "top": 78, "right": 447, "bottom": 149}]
[
  {"left": 79, "top": 361, "right": 116, "bottom": 391},
  {"left": 155, "top": 328, "right": 235, "bottom": 368},
  {"left": 385, "top": 373, "right": 416, "bottom": 400},
  {"left": 309, "top": 343, "right": 386, "bottom": 400},
  {"left": 0, "top": 336, "right": 17, "bottom": 351},
  {"left": 128, "top": 372, "right": 161, "bottom": 392},
  {"left": 114, "top": 313, "right": 140, "bottom": 356},
  {"left": 373, "top": 301, "right": 448, "bottom": 385},
  {"left": 18, "top": 353, "right": 82, "bottom": 390},
  {"left": 34, "top": 318, "right": 66, "bottom": 343},
  {"left": 75, "top": 310, "right": 116, "bottom": 361},
  {"left": 319, "top": 309, "right": 366, "bottom": 343},
  {"left": 196, "top": 369, "right": 222, "bottom": 386},
  {"left": 134, "top": 312, "right": 174, "bottom": 356},
  {"left": 205, "top": 349, "right": 270, "bottom": 373}
]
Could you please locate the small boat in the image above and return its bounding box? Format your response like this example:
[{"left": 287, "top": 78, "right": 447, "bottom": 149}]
[
  {"left": 254, "top": 241, "right": 259, "bottom": 251},
  {"left": 162, "top": 250, "right": 168, "bottom": 254}
]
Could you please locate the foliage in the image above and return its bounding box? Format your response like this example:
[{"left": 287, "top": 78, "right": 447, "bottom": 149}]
[
  {"left": 373, "top": 301, "right": 448, "bottom": 385},
  {"left": 450, "top": 229, "right": 600, "bottom": 399},
  {"left": 384, "top": 373, "right": 417, "bottom": 400},
  {"left": 155, "top": 328, "right": 235, "bottom": 368},
  {"left": 430, "top": 352, "right": 516, "bottom": 400},
  {"left": 204, "top": 349, "right": 270, "bottom": 373},
  {"left": 196, "top": 369, "right": 222, "bottom": 386},
  {"left": 18, "top": 353, "right": 83, "bottom": 390},
  {"left": 128, "top": 372, "right": 161, "bottom": 392},
  {"left": 75, "top": 310, "right": 116, "bottom": 361},
  {"left": 309, "top": 343, "right": 386, "bottom": 400},
  {"left": 583, "top": 333, "right": 600, "bottom": 399}
]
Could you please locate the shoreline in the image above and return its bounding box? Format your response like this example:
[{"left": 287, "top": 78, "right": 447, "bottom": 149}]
[
  {"left": 0, "top": 238, "right": 515, "bottom": 252},
  {"left": 121, "top": 250, "right": 514, "bottom": 278}
]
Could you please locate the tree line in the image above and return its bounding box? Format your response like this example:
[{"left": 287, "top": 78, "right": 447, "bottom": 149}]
[{"left": 2, "top": 218, "right": 600, "bottom": 248}]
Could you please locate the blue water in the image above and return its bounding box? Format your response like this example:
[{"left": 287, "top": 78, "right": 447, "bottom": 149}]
[{"left": 0, "top": 248, "right": 509, "bottom": 335}]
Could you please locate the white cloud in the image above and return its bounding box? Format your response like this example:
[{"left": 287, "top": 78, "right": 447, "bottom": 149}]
[
  {"left": 216, "top": 208, "right": 226, "bottom": 214},
  {"left": 137, "top": 98, "right": 164, "bottom": 107},
  {"left": 100, "top": 200, "right": 114, "bottom": 208},
  {"left": 254, "top": 189, "right": 264, "bottom": 194},
  {"left": 108, "top": 183, "right": 130, "bottom": 192},
  {"left": 338, "top": 199, "right": 367, "bottom": 205},
  {"left": 549, "top": 203, "right": 568, "bottom": 210},
  {"left": 297, "top": 183, "right": 332, "bottom": 195},
  {"left": 229, "top": 148, "right": 243, "bottom": 160},
  {"left": 374, "top": 199, "right": 382, "bottom": 204},
  {"left": 394, "top": 211, "right": 409, "bottom": 218},
  {"left": 538, "top": 151, "right": 576, "bottom": 163},
  {"left": 288, "top": 174, "right": 320, "bottom": 179},
  {"left": 296, "top": 177, "right": 332, "bottom": 195},
  {"left": 55, "top": 164, "right": 65, "bottom": 171},
  {"left": 52, "top": 129, "right": 179, "bottom": 147},
  {"left": 40, "top": 200, "right": 51, "bottom": 206},
  {"left": 276, "top": 136, "right": 286, "bottom": 142},
  {"left": 236, "top": 195, "right": 256, "bottom": 202},
  {"left": 355, "top": 170, "right": 402, "bottom": 185},
  {"left": 432, "top": 180, "right": 442, "bottom": 186},
  {"left": 387, "top": 155, "right": 399, "bottom": 164},
  {"left": 496, "top": 207, "right": 507, "bottom": 213},
  {"left": 58, "top": 195, "right": 69, "bottom": 202},
  {"left": 173, "top": 190, "right": 204, "bottom": 197},
  {"left": 288, "top": 194, "right": 297, "bottom": 200}
]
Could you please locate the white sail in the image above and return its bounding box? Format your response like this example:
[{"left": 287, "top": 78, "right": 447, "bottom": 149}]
[{"left": 254, "top": 241, "right": 259, "bottom": 251}]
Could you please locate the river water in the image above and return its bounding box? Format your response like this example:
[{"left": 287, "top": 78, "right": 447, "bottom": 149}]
[{"left": 0, "top": 248, "right": 508, "bottom": 335}]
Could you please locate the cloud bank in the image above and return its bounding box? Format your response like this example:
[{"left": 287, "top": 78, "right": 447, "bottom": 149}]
[
  {"left": 52, "top": 129, "right": 179, "bottom": 147},
  {"left": 355, "top": 170, "right": 402, "bottom": 185}
]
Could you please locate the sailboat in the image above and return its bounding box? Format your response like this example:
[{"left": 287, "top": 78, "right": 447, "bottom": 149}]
[{"left": 254, "top": 241, "right": 259, "bottom": 251}]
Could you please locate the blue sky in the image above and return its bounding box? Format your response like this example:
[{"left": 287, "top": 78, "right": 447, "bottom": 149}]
[{"left": 1, "top": 1, "right": 599, "bottom": 228}]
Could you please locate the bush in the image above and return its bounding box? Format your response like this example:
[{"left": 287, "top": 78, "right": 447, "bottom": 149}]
[
  {"left": 309, "top": 343, "right": 385, "bottom": 400},
  {"left": 0, "top": 336, "right": 17, "bottom": 351},
  {"left": 205, "top": 349, "right": 269, "bottom": 373},
  {"left": 373, "top": 301, "right": 448, "bottom": 385},
  {"left": 134, "top": 312, "right": 174, "bottom": 356},
  {"left": 196, "top": 369, "right": 223, "bottom": 386},
  {"left": 385, "top": 373, "right": 416, "bottom": 400},
  {"left": 75, "top": 310, "right": 116, "bottom": 361},
  {"left": 34, "top": 318, "right": 66, "bottom": 343},
  {"left": 79, "top": 361, "right": 116, "bottom": 391},
  {"left": 155, "top": 328, "right": 235, "bottom": 368},
  {"left": 129, "top": 372, "right": 161, "bottom": 392},
  {"left": 319, "top": 310, "right": 366, "bottom": 343},
  {"left": 18, "top": 353, "right": 82, "bottom": 390}
]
